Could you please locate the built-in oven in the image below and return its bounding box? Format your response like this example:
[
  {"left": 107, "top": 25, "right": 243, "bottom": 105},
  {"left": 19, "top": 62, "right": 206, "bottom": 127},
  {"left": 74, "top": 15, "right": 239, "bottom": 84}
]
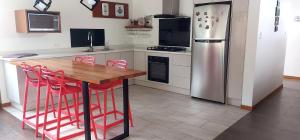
[{"left": 148, "top": 56, "right": 169, "bottom": 83}]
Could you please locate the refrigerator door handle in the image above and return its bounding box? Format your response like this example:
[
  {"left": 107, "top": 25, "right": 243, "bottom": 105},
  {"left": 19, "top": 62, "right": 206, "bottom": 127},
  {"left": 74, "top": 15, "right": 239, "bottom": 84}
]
[{"left": 194, "top": 40, "right": 224, "bottom": 43}]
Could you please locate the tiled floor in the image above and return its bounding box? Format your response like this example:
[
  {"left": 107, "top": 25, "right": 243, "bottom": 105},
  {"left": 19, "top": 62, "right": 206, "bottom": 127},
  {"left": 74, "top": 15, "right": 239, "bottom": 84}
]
[
  {"left": 215, "top": 79, "right": 300, "bottom": 140},
  {"left": 3, "top": 85, "right": 248, "bottom": 140}
]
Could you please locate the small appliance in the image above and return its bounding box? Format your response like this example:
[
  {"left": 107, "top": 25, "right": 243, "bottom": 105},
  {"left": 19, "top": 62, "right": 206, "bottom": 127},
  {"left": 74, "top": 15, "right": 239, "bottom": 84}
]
[{"left": 26, "top": 11, "right": 60, "bottom": 32}]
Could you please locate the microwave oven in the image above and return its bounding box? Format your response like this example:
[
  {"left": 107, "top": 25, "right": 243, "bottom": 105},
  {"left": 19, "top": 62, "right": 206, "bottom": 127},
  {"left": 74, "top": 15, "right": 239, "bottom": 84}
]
[{"left": 15, "top": 10, "right": 61, "bottom": 33}]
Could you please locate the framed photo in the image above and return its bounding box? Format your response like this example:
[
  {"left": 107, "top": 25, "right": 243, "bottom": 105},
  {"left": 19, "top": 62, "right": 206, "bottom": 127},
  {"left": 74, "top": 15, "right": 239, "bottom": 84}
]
[
  {"left": 115, "top": 4, "right": 125, "bottom": 17},
  {"left": 93, "top": 1, "right": 129, "bottom": 19},
  {"left": 274, "top": 0, "right": 280, "bottom": 32},
  {"left": 275, "top": 16, "right": 280, "bottom": 25},
  {"left": 101, "top": 2, "right": 109, "bottom": 16}
]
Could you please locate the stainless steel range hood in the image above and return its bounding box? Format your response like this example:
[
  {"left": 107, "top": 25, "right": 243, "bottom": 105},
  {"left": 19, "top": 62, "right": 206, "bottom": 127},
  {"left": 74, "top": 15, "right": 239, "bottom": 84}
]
[{"left": 154, "top": 0, "right": 179, "bottom": 18}]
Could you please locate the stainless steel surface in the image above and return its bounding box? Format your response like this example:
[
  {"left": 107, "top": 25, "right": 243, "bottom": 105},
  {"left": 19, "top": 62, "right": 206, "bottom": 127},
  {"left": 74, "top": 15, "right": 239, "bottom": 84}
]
[
  {"left": 87, "top": 31, "right": 94, "bottom": 52},
  {"left": 28, "top": 13, "right": 60, "bottom": 32},
  {"left": 163, "top": 0, "right": 179, "bottom": 15},
  {"left": 193, "top": 4, "right": 230, "bottom": 40},
  {"left": 191, "top": 41, "right": 225, "bottom": 103},
  {"left": 191, "top": 3, "right": 231, "bottom": 103}
]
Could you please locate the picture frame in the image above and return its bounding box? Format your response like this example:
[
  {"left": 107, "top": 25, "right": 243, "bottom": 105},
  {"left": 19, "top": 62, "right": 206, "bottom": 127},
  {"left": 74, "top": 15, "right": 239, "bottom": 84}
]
[
  {"left": 101, "top": 2, "right": 109, "bottom": 16},
  {"left": 115, "top": 4, "right": 125, "bottom": 17},
  {"left": 93, "top": 1, "right": 129, "bottom": 19},
  {"left": 274, "top": 0, "right": 280, "bottom": 32}
]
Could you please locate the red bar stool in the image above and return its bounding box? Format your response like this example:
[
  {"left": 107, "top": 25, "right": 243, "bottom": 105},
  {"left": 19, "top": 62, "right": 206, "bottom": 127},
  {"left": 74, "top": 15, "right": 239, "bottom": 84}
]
[
  {"left": 71, "top": 55, "right": 103, "bottom": 116},
  {"left": 41, "top": 68, "right": 97, "bottom": 140},
  {"left": 63, "top": 55, "right": 100, "bottom": 110},
  {"left": 89, "top": 60, "right": 134, "bottom": 139},
  {"left": 74, "top": 55, "right": 96, "bottom": 65},
  {"left": 62, "top": 55, "right": 96, "bottom": 85},
  {"left": 105, "top": 59, "right": 134, "bottom": 127},
  {"left": 65, "top": 55, "right": 96, "bottom": 87},
  {"left": 72, "top": 55, "right": 103, "bottom": 115},
  {"left": 61, "top": 56, "right": 96, "bottom": 88},
  {"left": 21, "top": 63, "right": 56, "bottom": 137}
]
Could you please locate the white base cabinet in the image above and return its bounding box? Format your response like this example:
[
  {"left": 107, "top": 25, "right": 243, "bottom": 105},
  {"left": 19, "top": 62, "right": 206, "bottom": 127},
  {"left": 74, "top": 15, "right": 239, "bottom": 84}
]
[
  {"left": 133, "top": 50, "right": 192, "bottom": 95},
  {"left": 134, "top": 51, "right": 147, "bottom": 81}
]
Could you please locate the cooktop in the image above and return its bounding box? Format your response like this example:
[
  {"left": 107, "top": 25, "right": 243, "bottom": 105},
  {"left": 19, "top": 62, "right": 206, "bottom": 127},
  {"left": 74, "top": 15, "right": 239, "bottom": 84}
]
[{"left": 147, "top": 46, "right": 186, "bottom": 52}]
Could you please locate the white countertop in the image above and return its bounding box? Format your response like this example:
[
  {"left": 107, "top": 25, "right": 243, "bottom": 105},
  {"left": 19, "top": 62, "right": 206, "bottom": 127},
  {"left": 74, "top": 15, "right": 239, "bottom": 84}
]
[{"left": 0, "top": 45, "right": 191, "bottom": 61}]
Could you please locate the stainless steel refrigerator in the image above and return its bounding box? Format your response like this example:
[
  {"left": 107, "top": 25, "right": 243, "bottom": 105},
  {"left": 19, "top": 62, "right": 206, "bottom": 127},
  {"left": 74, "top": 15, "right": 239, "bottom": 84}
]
[{"left": 191, "top": 2, "right": 231, "bottom": 103}]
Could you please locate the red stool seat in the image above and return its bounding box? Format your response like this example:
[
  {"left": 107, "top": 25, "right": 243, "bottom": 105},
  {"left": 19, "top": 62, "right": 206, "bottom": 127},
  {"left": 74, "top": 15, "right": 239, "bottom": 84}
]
[{"left": 50, "top": 84, "right": 82, "bottom": 94}]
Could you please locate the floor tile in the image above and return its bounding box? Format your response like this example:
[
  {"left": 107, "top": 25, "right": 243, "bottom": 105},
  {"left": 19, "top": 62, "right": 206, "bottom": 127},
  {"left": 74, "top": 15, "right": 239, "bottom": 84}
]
[{"left": 3, "top": 85, "right": 248, "bottom": 140}]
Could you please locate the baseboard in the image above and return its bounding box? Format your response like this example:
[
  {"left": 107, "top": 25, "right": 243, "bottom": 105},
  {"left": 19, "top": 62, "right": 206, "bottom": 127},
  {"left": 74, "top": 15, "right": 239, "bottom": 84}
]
[
  {"left": 240, "top": 105, "right": 254, "bottom": 111},
  {"left": 283, "top": 75, "right": 300, "bottom": 80},
  {"left": 240, "top": 84, "right": 283, "bottom": 111},
  {"left": 0, "top": 102, "right": 11, "bottom": 108}
]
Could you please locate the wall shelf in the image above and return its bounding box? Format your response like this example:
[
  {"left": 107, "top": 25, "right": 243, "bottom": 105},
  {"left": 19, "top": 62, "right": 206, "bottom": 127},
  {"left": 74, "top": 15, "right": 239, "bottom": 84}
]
[{"left": 125, "top": 25, "right": 153, "bottom": 31}]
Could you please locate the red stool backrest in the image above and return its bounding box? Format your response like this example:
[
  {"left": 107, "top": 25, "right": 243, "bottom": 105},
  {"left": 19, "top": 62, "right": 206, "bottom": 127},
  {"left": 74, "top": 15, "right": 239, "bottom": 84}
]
[
  {"left": 74, "top": 56, "right": 96, "bottom": 65},
  {"left": 20, "top": 63, "right": 42, "bottom": 82},
  {"left": 41, "top": 67, "right": 65, "bottom": 91},
  {"left": 106, "top": 60, "right": 128, "bottom": 70}
]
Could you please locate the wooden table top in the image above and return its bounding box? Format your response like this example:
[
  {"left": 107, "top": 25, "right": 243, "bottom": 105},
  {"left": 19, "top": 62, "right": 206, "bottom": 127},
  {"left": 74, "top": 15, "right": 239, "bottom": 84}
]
[{"left": 11, "top": 58, "right": 147, "bottom": 84}]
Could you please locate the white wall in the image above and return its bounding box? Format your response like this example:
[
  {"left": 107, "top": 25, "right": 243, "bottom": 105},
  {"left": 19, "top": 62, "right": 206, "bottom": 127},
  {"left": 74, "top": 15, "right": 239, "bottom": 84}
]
[
  {"left": 0, "top": 0, "right": 132, "bottom": 52},
  {"left": 252, "top": 0, "right": 287, "bottom": 105},
  {"left": 226, "top": 0, "right": 249, "bottom": 106},
  {"left": 284, "top": 0, "right": 300, "bottom": 77},
  {"left": 241, "top": 0, "right": 261, "bottom": 106},
  {"left": 128, "top": 0, "right": 162, "bottom": 46},
  {"left": 131, "top": 0, "right": 162, "bottom": 18},
  {"left": 242, "top": 0, "right": 287, "bottom": 106}
]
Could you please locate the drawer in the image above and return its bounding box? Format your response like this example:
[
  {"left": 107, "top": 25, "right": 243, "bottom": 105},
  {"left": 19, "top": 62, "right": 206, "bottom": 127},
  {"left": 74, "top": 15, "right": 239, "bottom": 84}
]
[
  {"left": 134, "top": 52, "right": 146, "bottom": 71},
  {"left": 172, "top": 76, "right": 191, "bottom": 89},
  {"left": 134, "top": 51, "right": 147, "bottom": 81},
  {"left": 172, "top": 65, "right": 191, "bottom": 78},
  {"left": 106, "top": 52, "right": 121, "bottom": 61},
  {"left": 172, "top": 54, "right": 191, "bottom": 66}
]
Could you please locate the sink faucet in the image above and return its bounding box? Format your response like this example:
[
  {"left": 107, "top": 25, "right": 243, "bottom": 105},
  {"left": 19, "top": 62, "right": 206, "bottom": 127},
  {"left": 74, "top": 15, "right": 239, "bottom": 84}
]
[{"left": 87, "top": 31, "right": 94, "bottom": 52}]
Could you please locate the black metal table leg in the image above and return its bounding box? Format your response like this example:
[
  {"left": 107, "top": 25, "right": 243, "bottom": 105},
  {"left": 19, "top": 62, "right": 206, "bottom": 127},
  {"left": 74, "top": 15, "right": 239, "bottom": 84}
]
[
  {"left": 123, "top": 79, "right": 130, "bottom": 137},
  {"left": 82, "top": 81, "right": 91, "bottom": 140},
  {"left": 111, "top": 79, "right": 129, "bottom": 140}
]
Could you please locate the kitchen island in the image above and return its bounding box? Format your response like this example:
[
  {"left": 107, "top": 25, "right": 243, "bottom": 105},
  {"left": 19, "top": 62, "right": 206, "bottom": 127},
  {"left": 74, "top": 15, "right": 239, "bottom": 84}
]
[{"left": 0, "top": 45, "right": 192, "bottom": 110}]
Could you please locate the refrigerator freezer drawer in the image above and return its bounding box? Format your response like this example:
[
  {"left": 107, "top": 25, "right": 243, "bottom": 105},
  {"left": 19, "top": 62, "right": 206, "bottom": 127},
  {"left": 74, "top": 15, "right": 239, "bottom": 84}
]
[{"left": 191, "top": 41, "right": 225, "bottom": 103}]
